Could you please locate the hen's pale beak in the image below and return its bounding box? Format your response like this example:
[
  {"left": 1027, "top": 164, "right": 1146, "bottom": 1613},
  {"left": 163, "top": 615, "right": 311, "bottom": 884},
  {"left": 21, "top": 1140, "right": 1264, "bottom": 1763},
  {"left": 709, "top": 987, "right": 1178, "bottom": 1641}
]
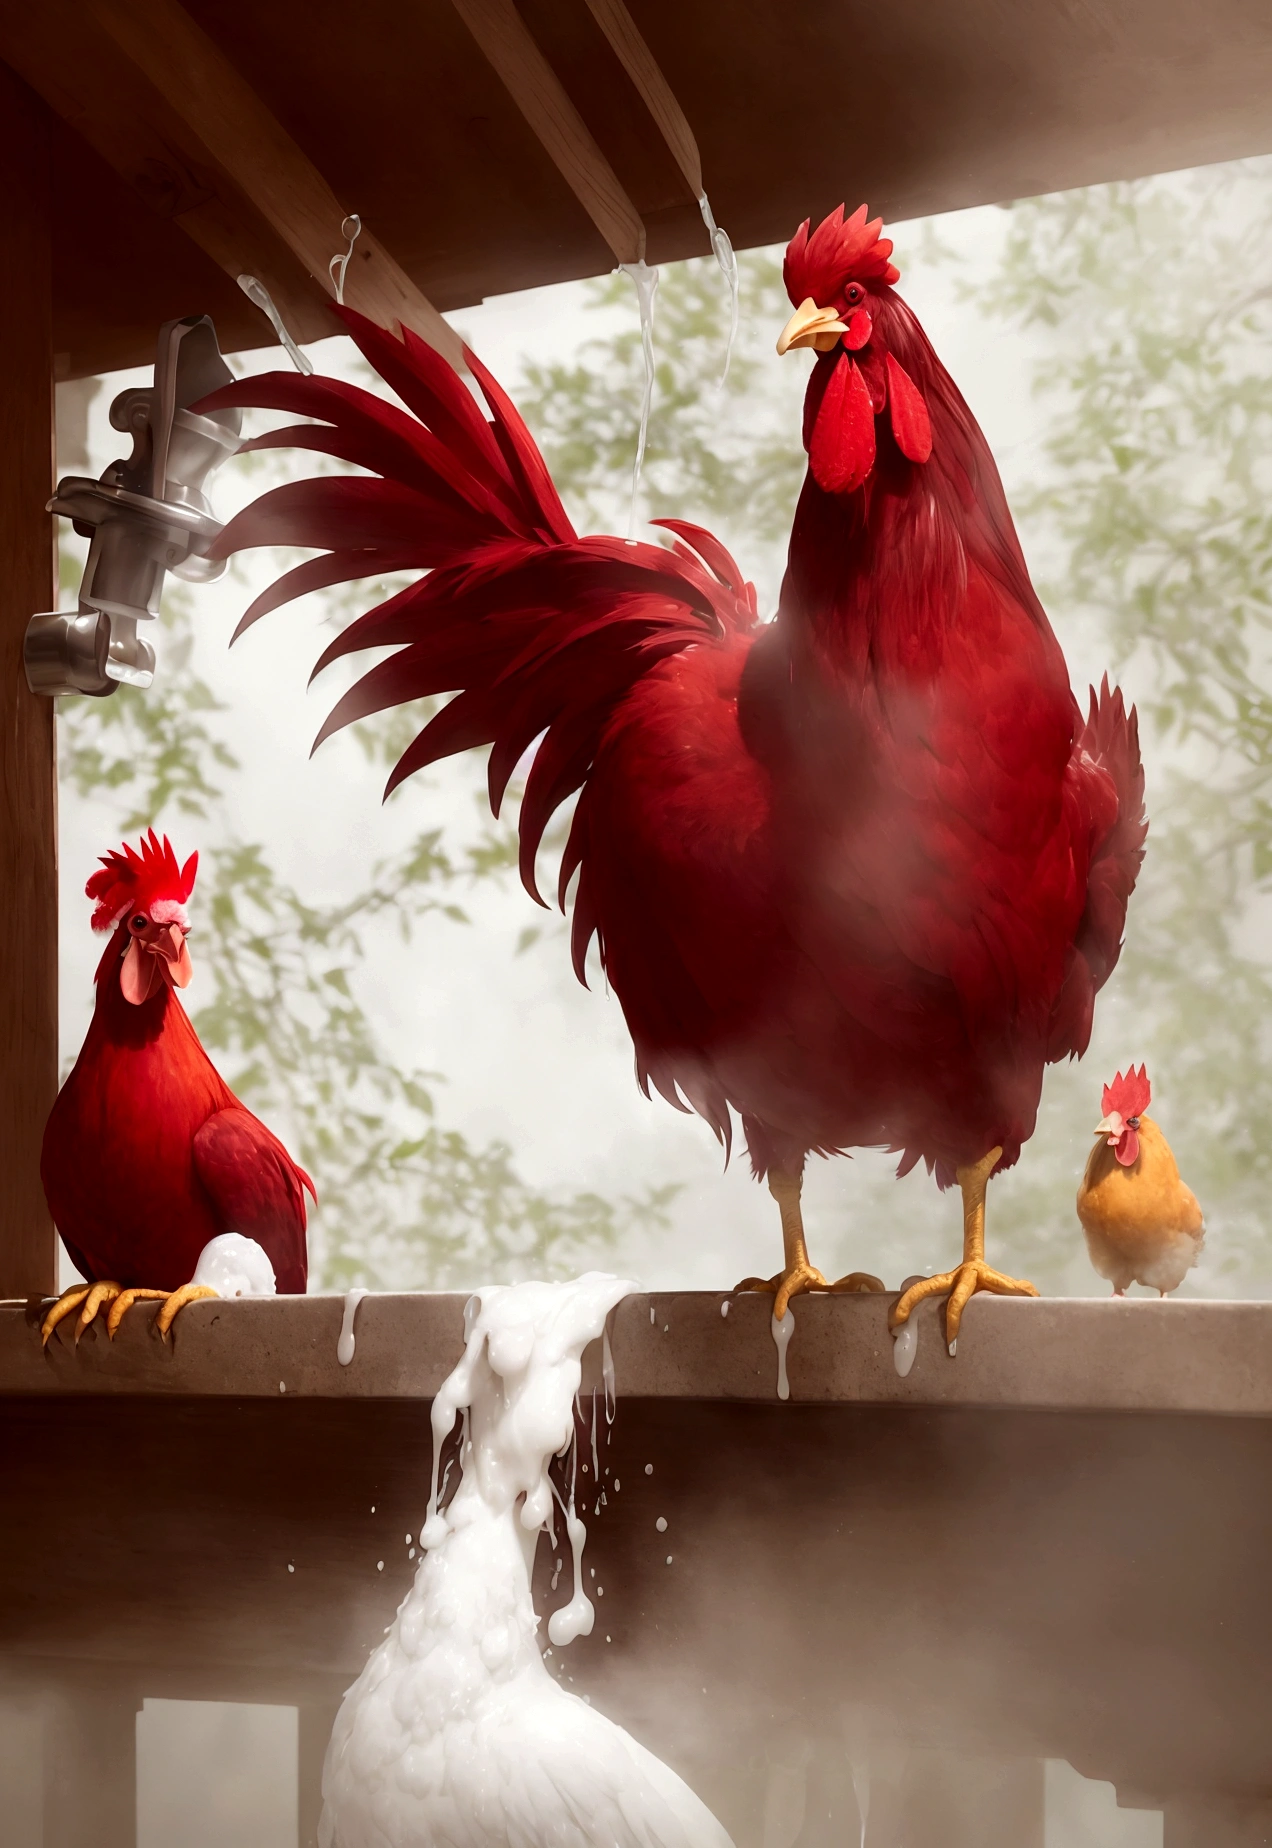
[
  {"left": 1095, "top": 1112, "right": 1123, "bottom": 1142},
  {"left": 777, "top": 297, "right": 850, "bottom": 356}
]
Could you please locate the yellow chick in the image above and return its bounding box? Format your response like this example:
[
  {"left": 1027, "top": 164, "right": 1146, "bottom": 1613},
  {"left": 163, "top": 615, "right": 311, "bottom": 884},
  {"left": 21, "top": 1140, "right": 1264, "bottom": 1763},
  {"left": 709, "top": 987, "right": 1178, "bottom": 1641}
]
[{"left": 1077, "top": 1064, "right": 1204, "bottom": 1296}]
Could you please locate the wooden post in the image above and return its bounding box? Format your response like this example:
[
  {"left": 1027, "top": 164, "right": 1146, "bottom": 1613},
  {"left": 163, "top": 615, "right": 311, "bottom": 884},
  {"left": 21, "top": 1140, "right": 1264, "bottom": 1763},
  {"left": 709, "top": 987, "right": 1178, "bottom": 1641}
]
[{"left": 0, "top": 64, "right": 58, "bottom": 1298}]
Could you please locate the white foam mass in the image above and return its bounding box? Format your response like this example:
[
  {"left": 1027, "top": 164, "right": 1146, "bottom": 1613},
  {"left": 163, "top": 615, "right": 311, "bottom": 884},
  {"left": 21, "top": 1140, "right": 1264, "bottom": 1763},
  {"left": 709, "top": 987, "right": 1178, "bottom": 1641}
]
[
  {"left": 191, "top": 1233, "right": 276, "bottom": 1298},
  {"left": 318, "top": 1273, "right": 735, "bottom": 1848}
]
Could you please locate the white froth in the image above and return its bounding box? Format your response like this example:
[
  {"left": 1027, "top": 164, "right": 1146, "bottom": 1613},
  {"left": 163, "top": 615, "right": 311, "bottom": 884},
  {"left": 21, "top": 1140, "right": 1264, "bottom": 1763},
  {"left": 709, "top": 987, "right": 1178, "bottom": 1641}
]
[
  {"left": 318, "top": 1273, "right": 735, "bottom": 1848},
  {"left": 191, "top": 1233, "right": 276, "bottom": 1299}
]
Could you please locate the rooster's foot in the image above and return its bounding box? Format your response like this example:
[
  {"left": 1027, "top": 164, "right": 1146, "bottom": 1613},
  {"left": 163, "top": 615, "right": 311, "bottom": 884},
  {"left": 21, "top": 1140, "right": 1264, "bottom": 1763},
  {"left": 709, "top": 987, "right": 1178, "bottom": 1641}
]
[
  {"left": 41, "top": 1280, "right": 124, "bottom": 1347},
  {"left": 735, "top": 1265, "right": 886, "bottom": 1322},
  {"left": 105, "top": 1283, "right": 218, "bottom": 1341},
  {"left": 888, "top": 1258, "right": 1038, "bottom": 1349}
]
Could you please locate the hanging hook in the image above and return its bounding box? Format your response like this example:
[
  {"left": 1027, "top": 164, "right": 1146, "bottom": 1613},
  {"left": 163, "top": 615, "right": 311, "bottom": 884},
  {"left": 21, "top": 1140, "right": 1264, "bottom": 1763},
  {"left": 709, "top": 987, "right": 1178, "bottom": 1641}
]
[{"left": 329, "top": 214, "right": 363, "bottom": 306}]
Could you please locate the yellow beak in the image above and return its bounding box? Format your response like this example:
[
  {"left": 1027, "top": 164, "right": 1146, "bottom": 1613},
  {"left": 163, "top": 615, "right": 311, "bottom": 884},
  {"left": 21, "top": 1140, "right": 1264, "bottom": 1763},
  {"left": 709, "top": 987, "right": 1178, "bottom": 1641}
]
[{"left": 777, "top": 297, "right": 850, "bottom": 356}]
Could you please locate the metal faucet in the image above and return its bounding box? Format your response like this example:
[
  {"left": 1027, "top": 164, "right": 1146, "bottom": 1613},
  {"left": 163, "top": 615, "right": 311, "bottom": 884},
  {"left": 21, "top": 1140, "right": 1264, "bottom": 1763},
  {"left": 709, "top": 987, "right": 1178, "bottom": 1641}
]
[{"left": 25, "top": 315, "right": 239, "bottom": 698}]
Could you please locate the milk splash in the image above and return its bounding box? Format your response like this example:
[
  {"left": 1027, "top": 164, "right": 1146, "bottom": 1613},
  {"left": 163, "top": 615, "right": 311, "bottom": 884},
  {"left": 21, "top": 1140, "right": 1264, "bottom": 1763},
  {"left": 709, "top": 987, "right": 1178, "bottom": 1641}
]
[{"left": 319, "top": 1274, "right": 735, "bottom": 1848}]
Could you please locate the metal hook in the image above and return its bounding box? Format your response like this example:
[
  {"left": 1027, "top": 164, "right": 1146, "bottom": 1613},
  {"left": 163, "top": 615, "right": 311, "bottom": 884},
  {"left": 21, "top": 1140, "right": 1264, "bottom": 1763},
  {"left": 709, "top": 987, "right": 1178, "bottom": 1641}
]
[{"left": 329, "top": 214, "right": 363, "bottom": 306}]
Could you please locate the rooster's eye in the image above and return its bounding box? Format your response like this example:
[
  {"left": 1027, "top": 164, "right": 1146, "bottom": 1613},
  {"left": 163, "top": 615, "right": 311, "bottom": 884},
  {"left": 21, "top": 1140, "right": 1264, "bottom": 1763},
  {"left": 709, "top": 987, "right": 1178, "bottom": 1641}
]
[
  {"left": 1127, "top": 1115, "right": 1140, "bottom": 1129},
  {"left": 845, "top": 283, "right": 864, "bottom": 305},
  {"left": 130, "top": 914, "right": 147, "bottom": 932}
]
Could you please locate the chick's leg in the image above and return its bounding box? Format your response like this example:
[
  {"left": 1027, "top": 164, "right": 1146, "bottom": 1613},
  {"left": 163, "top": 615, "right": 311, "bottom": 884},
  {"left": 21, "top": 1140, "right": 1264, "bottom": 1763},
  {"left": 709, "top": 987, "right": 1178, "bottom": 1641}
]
[
  {"left": 889, "top": 1147, "right": 1038, "bottom": 1351},
  {"left": 736, "top": 1167, "right": 884, "bottom": 1320}
]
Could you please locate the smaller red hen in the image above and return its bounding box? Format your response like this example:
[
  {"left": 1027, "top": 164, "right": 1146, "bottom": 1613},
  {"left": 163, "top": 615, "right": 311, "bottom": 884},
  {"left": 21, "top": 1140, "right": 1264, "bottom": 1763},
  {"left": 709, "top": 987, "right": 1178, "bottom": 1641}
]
[{"left": 40, "top": 832, "right": 314, "bottom": 1344}]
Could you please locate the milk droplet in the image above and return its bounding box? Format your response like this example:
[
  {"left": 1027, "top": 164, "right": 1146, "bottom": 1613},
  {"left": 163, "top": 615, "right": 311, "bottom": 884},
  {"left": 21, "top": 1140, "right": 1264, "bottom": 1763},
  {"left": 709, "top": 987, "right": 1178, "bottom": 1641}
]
[
  {"left": 614, "top": 1480, "right": 620, "bottom": 1492},
  {"left": 892, "top": 1320, "right": 918, "bottom": 1378},
  {"left": 279, "top": 1381, "right": 286, "bottom": 1393},
  {"left": 408, "top": 1548, "right": 415, "bottom": 1559},
  {"left": 376, "top": 1561, "right": 384, "bottom": 1571},
  {"left": 720, "top": 1301, "right": 729, "bottom": 1318},
  {"left": 655, "top": 1517, "right": 667, "bottom": 1533},
  {"left": 771, "top": 1308, "right": 795, "bottom": 1401},
  {"left": 644, "top": 1464, "right": 653, "bottom": 1476},
  {"left": 948, "top": 1338, "right": 958, "bottom": 1357},
  {"left": 337, "top": 1287, "right": 368, "bottom": 1366},
  {"left": 666, "top": 1555, "right": 673, "bottom": 1565},
  {"left": 287, "top": 1563, "right": 295, "bottom": 1573},
  {"left": 650, "top": 1306, "right": 655, "bottom": 1324},
  {"left": 602, "top": 1322, "right": 617, "bottom": 1424}
]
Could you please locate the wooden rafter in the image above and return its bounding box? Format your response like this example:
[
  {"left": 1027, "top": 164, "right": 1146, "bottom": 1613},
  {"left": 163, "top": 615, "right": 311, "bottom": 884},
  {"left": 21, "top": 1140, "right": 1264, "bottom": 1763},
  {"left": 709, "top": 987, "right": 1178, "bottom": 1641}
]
[
  {"left": 91, "top": 0, "right": 464, "bottom": 367},
  {"left": 583, "top": 0, "right": 704, "bottom": 201},
  {"left": 3, "top": 0, "right": 464, "bottom": 369},
  {"left": 451, "top": 0, "right": 646, "bottom": 266},
  {"left": 0, "top": 1, "right": 331, "bottom": 354}
]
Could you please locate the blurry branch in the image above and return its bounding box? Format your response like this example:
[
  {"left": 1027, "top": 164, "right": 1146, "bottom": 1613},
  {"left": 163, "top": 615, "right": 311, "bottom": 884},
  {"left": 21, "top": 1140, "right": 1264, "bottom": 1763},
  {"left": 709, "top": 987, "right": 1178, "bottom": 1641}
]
[{"left": 514, "top": 251, "right": 805, "bottom": 586}]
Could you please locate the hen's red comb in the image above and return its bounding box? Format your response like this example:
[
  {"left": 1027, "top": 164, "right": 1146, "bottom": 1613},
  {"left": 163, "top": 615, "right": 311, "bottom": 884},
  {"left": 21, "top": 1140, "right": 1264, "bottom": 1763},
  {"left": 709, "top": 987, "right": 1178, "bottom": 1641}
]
[
  {"left": 86, "top": 830, "right": 198, "bottom": 932},
  {"left": 784, "top": 203, "right": 900, "bottom": 309},
  {"left": 1102, "top": 1065, "right": 1151, "bottom": 1120}
]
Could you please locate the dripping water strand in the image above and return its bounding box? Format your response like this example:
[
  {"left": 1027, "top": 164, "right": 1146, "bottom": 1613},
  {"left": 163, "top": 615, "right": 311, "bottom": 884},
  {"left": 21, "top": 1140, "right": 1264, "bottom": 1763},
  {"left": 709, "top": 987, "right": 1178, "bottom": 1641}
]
[
  {"left": 329, "top": 213, "right": 362, "bottom": 305},
  {"left": 618, "top": 259, "right": 659, "bottom": 538},
  {"left": 697, "top": 192, "right": 739, "bottom": 386},
  {"left": 237, "top": 275, "right": 313, "bottom": 374}
]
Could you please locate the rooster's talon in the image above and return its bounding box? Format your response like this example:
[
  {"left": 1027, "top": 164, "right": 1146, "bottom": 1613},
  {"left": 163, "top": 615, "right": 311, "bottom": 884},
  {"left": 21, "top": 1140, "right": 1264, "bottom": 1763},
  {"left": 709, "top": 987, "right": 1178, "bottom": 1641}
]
[
  {"left": 154, "top": 1283, "right": 218, "bottom": 1339},
  {"left": 41, "top": 1281, "right": 125, "bottom": 1347},
  {"left": 889, "top": 1258, "right": 1038, "bottom": 1345}
]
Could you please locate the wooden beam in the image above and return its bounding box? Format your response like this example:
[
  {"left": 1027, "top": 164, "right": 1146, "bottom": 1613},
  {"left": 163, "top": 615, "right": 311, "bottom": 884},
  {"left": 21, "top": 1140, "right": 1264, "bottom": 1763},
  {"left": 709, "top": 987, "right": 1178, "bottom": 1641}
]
[
  {"left": 583, "top": 0, "right": 704, "bottom": 200},
  {"left": 0, "top": 5, "right": 332, "bottom": 355},
  {"left": 89, "top": 0, "right": 465, "bottom": 368},
  {"left": 0, "top": 66, "right": 59, "bottom": 1299},
  {"left": 450, "top": 0, "right": 645, "bottom": 266}
]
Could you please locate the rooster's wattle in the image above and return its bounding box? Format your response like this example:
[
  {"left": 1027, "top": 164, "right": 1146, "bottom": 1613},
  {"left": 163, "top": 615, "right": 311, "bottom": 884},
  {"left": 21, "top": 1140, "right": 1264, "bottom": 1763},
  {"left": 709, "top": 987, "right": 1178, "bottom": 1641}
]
[
  {"left": 40, "top": 831, "right": 314, "bottom": 1344},
  {"left": 203, "top": 204, "right": 1146, "bottom": 1346}
]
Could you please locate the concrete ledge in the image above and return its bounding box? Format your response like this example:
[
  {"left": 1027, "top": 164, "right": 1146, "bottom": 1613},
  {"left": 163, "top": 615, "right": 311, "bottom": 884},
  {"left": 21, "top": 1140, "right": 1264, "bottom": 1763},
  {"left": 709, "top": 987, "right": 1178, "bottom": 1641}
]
[{"left": 2, "top": 1290, "right": 1270, "bottom": 1417}]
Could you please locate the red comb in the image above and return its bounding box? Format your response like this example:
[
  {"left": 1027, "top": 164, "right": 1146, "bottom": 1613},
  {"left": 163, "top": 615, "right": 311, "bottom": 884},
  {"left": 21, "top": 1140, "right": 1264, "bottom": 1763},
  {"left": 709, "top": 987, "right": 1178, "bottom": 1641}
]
[
  {"left": 784, "top": 203, "right": 901, "bottom": 309},
  {"left": 1102, "top": 1065, "right": 1151, "bottom": 1120},
  {"left": 86, "top": 830, "right": 198, "bottom": 932}
]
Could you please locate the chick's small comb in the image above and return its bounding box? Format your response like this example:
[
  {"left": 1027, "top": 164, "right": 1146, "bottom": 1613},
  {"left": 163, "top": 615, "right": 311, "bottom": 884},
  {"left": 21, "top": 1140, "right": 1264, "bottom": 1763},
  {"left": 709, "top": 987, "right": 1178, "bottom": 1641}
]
[{"left": 1102, "top": 1065, "right": 1151, "bottom": 1120}]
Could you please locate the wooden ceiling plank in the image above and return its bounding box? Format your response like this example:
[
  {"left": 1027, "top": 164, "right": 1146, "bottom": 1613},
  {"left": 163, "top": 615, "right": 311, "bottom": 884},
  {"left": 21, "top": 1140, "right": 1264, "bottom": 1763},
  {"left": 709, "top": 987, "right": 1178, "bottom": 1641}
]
[
  {"left": 450, "top": 0, "right": 645, "bottom": 265},
  {"left": 583, "top": 0, "right": 702, "bottom": 201},
  {"left": 87, "top": 0, "right": 465, "bottom": 367},
  {"left": 1, "top": 5, "right": 330, "bottom": 349}
]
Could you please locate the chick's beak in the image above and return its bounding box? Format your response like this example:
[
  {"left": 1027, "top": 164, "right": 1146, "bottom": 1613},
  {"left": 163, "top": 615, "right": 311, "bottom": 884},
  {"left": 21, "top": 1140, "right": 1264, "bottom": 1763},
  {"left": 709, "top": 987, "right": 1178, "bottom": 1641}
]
[{"left": 777, "top": 297, "right": 850, "bottom": 356}]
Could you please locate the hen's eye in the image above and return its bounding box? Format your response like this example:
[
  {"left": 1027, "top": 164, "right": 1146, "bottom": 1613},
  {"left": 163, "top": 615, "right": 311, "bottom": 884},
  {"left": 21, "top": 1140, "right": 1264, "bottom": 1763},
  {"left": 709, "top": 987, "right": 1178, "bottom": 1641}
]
[
  {"left": 845, "top": 283, "right": 864, "bottom": 305},
  {"left": 1127, "top": 1115, "right": 1140, "bottom": 1129},
  {"left": 130, "top": 914, "right": 148, "bottom": 931}
]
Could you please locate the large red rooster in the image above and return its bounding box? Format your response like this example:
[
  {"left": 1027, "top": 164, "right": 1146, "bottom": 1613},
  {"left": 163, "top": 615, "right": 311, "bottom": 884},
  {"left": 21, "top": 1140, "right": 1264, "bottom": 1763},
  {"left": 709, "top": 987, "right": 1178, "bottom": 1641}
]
[
  {"left": 202, "top": 204, "right": 1145, "bottom": 1348},
  {"left": 41, "top": 831, "right": 314, "bottom": 1344}
]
